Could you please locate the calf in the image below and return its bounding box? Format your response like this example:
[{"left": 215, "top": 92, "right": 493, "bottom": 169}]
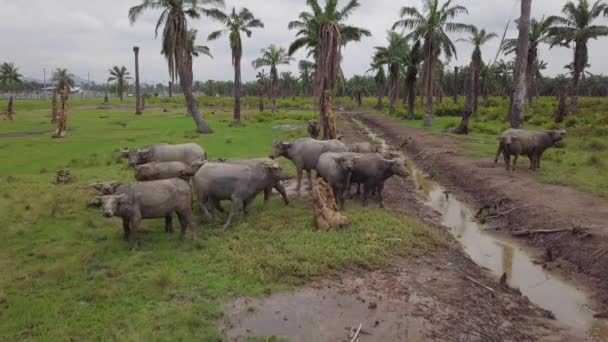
[{"left": 350, "top": 154, "right": 409, "bottom": 207}]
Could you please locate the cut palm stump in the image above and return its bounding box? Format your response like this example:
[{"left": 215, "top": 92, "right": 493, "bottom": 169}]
[{"left": 313, "top": 178, "right": 349, "bottom": 231}]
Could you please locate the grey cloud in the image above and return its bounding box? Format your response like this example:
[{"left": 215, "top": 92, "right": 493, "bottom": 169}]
[{"left": 2, "top": 0, "right": 608, "bottom": 84}]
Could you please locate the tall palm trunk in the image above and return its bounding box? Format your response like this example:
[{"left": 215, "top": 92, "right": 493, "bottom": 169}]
[
  {"left": 134, "top": 47, "right": 142, "bottom": 115},
  {"left": 271, "top": 67, "right": 278, "bottom": 112},
  {"left": 407, "top": 78, "right": 417, "bottom": 120},
  {"left": 174, "top": 18, "right": 212, "bottom": 134},
  {"left": 571, "top": 42, "right": 585, "bottom": 107},
  {"left": 233, "top": 50, "right": 242, "bottom": 124},
  {"left": 510, "top": 0, "right": 531, "bottom": 129},
  {"left": 376, "top": 82, "right": 383, "bottom": 110},
  {"left": 169, "top": 81, "right": 173, "bottom": 97},
  {"left": 473, "top": 63, "right": 480, "bottom": 115},
  {"left": 51, "top": 90, "right": 58, "bottom": 123},
  {"left": 526, "top": 48, "right": 536, "bottom": 108},
  {"left": 388, "top": 68, "right": 399, "bottom": 114},
  {"left": 453, "top": 66, "right": 459, "bottom": 104},
  {"left": 6, "top": 95, "right": 15, "bottom": 121},
  {"left": 422, "top": 38, "right": 435, "bottom": 127},
  {"left": 317, "top": 22, "right": 340, "bottom": 140}
]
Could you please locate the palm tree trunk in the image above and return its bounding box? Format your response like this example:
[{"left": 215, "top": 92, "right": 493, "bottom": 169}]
[
  {"left": 169, "top": 81, "right": 173, "bottom": 97},
  {"left": 453, "top": 66, "right": 459, "bottom": 104},
  {"left": 134, "top": 47, "right": 142, "bottom": 115},
  {"left": 423, "top": 54, "right": 435, "bottom": 127},
  {"left": 407, "top": 79, "right": 416, "bottom": 120},
  {"left": 233, "top": 52, "right": 242, "bottom": 124},
  {"left": 389, "top": 76, "right": 398, "bottom": 114},
  {"left": 376, "top": 83, "right": 383, "bottom": 110},
  {"left": 271, "top": 67, "right": 278, "bottom": 113},
  {"left": 510, "top": 0, "right": 531, "bottom": 129},
  {"left": 178, "top": 62, "right": 212, "bottom": 133},
  {"left": 51, "top": 90, "right": 58, "bottom": 123},
  {"left": 317, "top": 22, "right": 340, "bottom": 140},
  {"left": 555, "top": 84, "right": 568, "bottom": 123},
  {"left": 6, "top": 95, "right": 15, "bottom": 120},
  {"left": 473, "top": 64, "right": 480, "bottom": 115}
]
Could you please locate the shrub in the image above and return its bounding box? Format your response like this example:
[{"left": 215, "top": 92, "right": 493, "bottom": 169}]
[
  {"left": 565, "top": 117, "right": 578, "bottom": 128},
  {"left": 582, "top": 138, "right": 607, "bottom": 151}
]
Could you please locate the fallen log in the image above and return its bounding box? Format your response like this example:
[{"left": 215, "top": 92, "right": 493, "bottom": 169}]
[
  {"left": 512, "top": 228, "right": 575, "bottom": 237},
  {"left": 463, "top": 275, "right": 495, "bottom": 294},
  {"left": 486, "top": 204, "right": 541, "bottom": 219}
]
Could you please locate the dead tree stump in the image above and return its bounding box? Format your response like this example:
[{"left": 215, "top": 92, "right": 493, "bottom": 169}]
[
  {"left": 5, "top": 96, "right": 15, "bottom": 121},
  {"left": 52, "top": 90, "right": 69, "bottom": 138},
  {"left": 313, "top": 178, "right": 349, "bottom": 231}
]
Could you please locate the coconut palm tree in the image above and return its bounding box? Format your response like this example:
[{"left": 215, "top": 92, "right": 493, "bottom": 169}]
[
  {"left": 347, "top": 75, "right": 370, "bottom": 108},
  {"left": 52, "top": 68, "right": 75, "bottom": 91},
  {"left": 458, "top": 28, "right": 497, "bottom": 115},
  {"left": 186, "top": 29, "right": 213, "bottom": 58},
  {"left": 298, "top": 60, "right": 315, "bottom": 96},
  {"left": 133, "top": 47, "right": 142, "bottom": 114},
  {"left": 404, "top": 40, "right": 423, "bottom": 119},
  {"left": 393, "top": 0, "right": 473, "bottom": 126},
  {"left": 129, "top": 0, "right": 225, "bottom": 134},
  {"left": 367, "top": 63, "right": 386, "bottom": 110},
  {"left": 548, "top": 0, "right": 608, "bottom": 108},
  {"left": 207, "top": 7, "right": 263, "bottom": 124},
  {"left": 255, "top": 70, "right": 267, "bottom": 112},
  {"left": 373, "top": 32, "right": 409, "bottom": 115},
  {"left": 252, "top": 45, "right": 294, "bottom": 112},
  {"left": 108, "top": 66, "right": 131, "bottom": 102},
  {"left": 510, "top": 0, "right": 533, "bottom": 128},
  {"left": 0, "top": 62, "right": 23, "bottom": 118},
  {"left": 287, "top": 0, "right": 371, "bottom": 59},
  {"left": 502, "top": 17, "right": 553, "bottom": 108}
]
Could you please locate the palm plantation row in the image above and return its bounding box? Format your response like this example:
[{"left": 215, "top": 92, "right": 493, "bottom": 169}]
[{"left": 4, "top": 0, "right": 608, "bottom": 133}]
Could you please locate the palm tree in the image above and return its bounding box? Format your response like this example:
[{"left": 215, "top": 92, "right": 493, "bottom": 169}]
[
  {"left": 255, "top": 70, "right": 267, "bottom": 112},
  {"left": 348, "top": 75, "right": 369, "bottom": 107},
  {"left": 280, "top": 72, "right": 298, "bottom": 99},
  {"left": 502, "top": 17, "right": 553, "bottom": 108},
  {"left": 458, "top": 28, "right": 497, "bottom": 115},
  {"left": 133, "top": 47, "right": 143, "bottom": 114},
  {"left": 373, "top": 32, "right": 409, "bottom": 115},
  {"left": 287, "top": 0, "right": 371, "bottom": 59},
  {"left": 404, "top": 40, "right": 423, "bottom": 119},
  {"left": 298, "top": 60, "right": 315, "bottom": 96},
  {"left": 52, "top": 68, "right": 75, "bottom": 92},
  {"left": 393, "top": 0, "right": 473, "bottom": 126},
  {"left": 510, "top": 0, "right": 533, "bottom": 128},
  {"left": 548, "top": 0, "right": 608, "bottom": 108},
  {"left": 367, "top": 63, "right": 386, "bottom": 110},
  {"left": 187, "top": 29, "right": 213, "bottom": 58},
  {"left": 252, "top": 45, "right": 294, "bottom": 112},
  {"left": 0, "top": 62, "right": 23, "bottom": 118},
  {"left": 108, "top": 66, "right": 131, "bottom": 102},
  {"left": 129, "top": 0, "right": 224, "bottom": 134},
  {"left": 207, "top": 7, "right": 263, "bottom": 124}
]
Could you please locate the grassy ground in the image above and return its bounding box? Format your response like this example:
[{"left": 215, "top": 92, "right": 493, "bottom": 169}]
[
  {"left": 0, "top": 101, "right": 442, "bottom": 340},
  {"left": 391, "top": 97, "right": 608, "bottom": 197}
]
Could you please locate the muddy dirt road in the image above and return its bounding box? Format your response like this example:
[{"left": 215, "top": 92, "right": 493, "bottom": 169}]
[
  {"left": 221, "top": 116, "right": 576, "bottom": 342},
  {"left": 358, "top": 114, "right": 608, "bottom": 308}
]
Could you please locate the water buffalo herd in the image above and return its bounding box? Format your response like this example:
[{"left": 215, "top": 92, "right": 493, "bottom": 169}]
[{"left": 91, "top": 133, "right": 408, "bottom": 249}]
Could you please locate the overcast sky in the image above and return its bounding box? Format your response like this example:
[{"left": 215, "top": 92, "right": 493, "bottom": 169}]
[{"left": 2, "top": 0, "right": 608, "bottom": 85}]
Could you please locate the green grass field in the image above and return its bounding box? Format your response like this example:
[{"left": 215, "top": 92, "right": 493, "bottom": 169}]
[
  {"left": 0, "top": 101, "right": 442, "bottom": 340},
  {"left": 392, "top": 97, "right": 608, "bottom": 197}
]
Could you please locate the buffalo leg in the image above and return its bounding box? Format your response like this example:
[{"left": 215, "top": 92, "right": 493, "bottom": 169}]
[
  {"left": 378, "top": 183, "right": 385, "bottom": 208},
  {"left": 503, "top": 153, "right": 511, "bottom": 172},
  {"left": 296, "top": 168, "right": 303, "bottom": 192},
  {"left": 494, "top": 142, "right": 503, "bottom": 163},
  {"left": 122, "top": 218, "right": 131, "bottom": 241},
  {"left": 222, "top": 199, "right": 243, "bottom": 230},
  {"left": 273, "top": 182, "right": 289, "bottom": 205},
  {"left": 177, "top": 211, "right": 190, "bottom": 240},
  {"left": 198, "top": 192, "right": 213, "bottom": 221},
  {"left": 263, "top": 187, "right": 271, "bottom": 203},
  {"left": 129, "top": 214, "right": 141, "bottom": 251},
  {"left": 164, "top": 215, "right": 173, "bottom": 233},
  {"left": 306, "top": 170, "right": 313, "bottom": 190},
  {"left": 362, "top": 184, "right": 371, "bottom": 207},
  {"left": 512, "top": 155, "right": 519, "bottom": 173}
]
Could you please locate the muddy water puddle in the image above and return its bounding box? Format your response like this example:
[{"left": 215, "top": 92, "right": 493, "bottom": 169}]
[{"left": 352, "top": 118, "right": 608, "bottom": 341}]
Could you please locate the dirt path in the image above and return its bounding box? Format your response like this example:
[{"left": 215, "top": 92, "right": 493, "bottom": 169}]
[
  {"left": 221, "top": 116, "right": 570, "bottom": 342},
  {"left": 357, "top": 114, "right": 608, "bottom": 307}
]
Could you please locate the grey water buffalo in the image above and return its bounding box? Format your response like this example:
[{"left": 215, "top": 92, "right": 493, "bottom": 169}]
[
  {"left": 222, "top": 158, "right": 290, "bottom": 205},
  {"left": 121, "top": 143, "right": 206, "bottom": 168},
  {"left": 349, "top": 154, "right": 408, "bottom": 207},
  {"left": 193, "top": 161, "right": 289, "bottom": 230},
  {"left": 271, "top": 138, "right": 348, "bottom": 191},
  {"left": 91, "top": 181, "right": 176, "bottom": 233},
  {"left": 348, "top": 142, "right": 378, "bottom": 153},
  {"left": 307, "top": 120, "right": 321, "bottom": 139},
  {"left": 495, "top": 129, "right": 566, "bottom": 172},
  {"left": 316, "top": 152, "right": 359, "bottom": 209},
  {"left": 133, "top": 161, "right": 196, "bottom": 181},
  {"left": 97, "top": 179, "right": 193, "bottom": 250}
]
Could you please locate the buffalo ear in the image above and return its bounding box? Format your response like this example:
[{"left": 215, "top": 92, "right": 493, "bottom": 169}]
[
  {"left": 110, "top": 182, "right": 121, "bottom": 192},
  {"left": 139, "top": 147, "right": 152, "bottom": 159},
  {"left": 281, "top": 142, "right": 293, "bottom": 149},
  {"left": 91, "top": 183, "right": 103, "bottom": 192},
  {"left": 120, "top": 148, "right": 130, "bottom": 157}
]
